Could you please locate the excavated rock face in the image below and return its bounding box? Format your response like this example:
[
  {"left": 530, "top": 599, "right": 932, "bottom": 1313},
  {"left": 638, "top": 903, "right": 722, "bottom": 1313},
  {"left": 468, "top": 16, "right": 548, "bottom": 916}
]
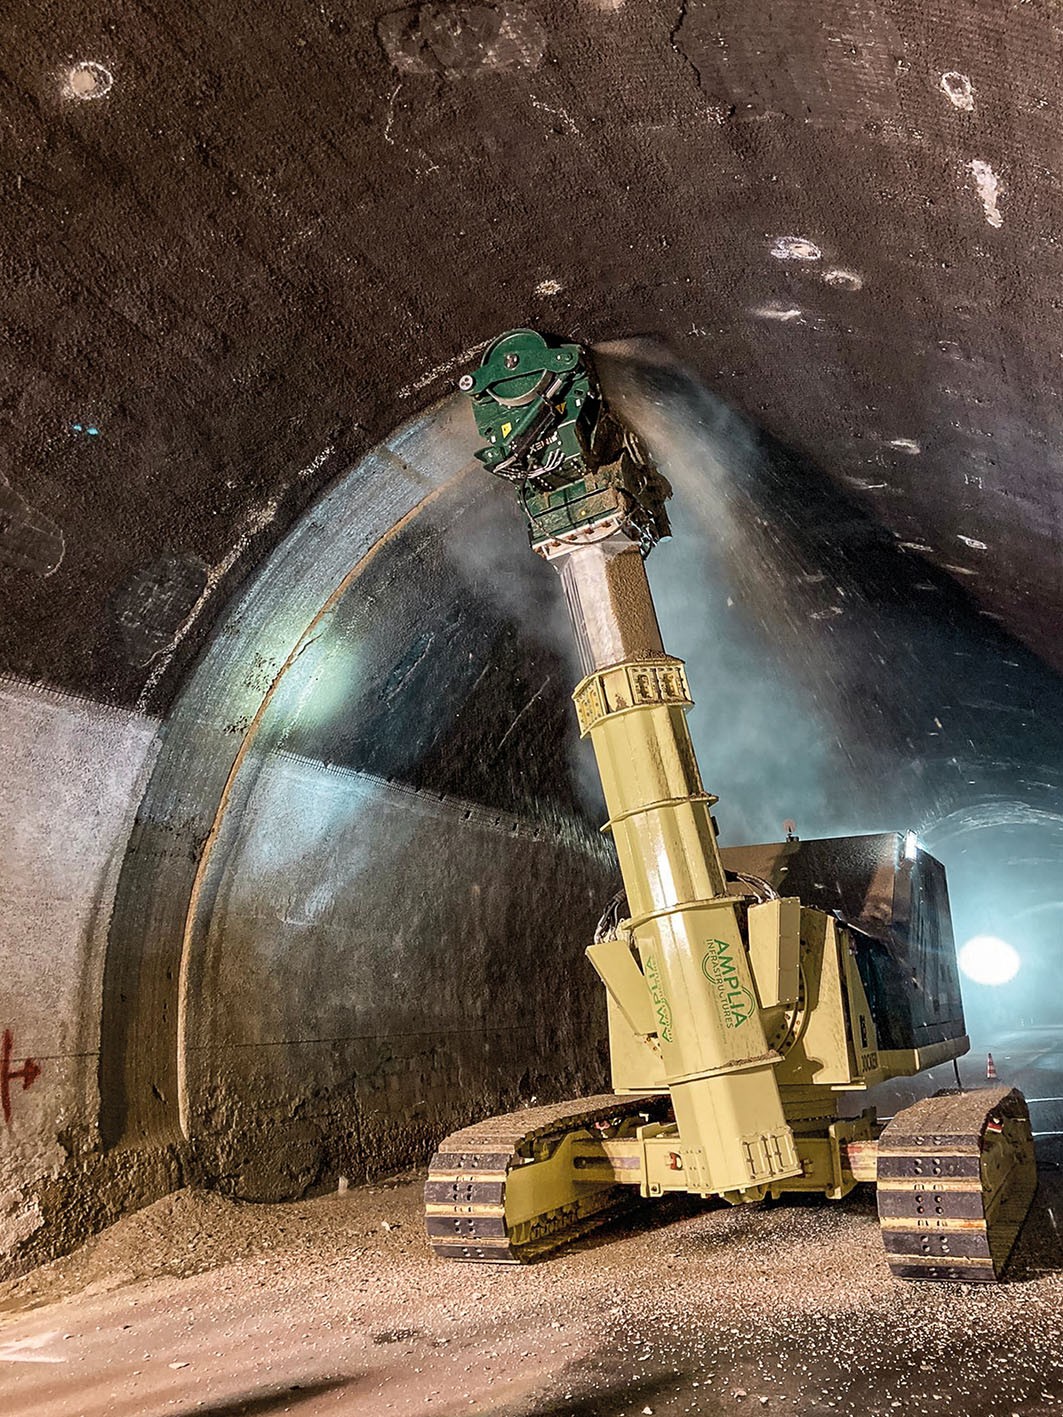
[{"left": 4, "top": 1, "right": 1063, "bottom": 1270}]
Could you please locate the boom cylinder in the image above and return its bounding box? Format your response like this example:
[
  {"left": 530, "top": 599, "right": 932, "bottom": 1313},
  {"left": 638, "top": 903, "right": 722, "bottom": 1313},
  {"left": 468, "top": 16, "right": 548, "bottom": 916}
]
[
  {"left": 459, "top": 328, "right": 799, "bottom": 1197},
  {"left": 559, "top": 536, "right": 801, "bottom": 1195}
]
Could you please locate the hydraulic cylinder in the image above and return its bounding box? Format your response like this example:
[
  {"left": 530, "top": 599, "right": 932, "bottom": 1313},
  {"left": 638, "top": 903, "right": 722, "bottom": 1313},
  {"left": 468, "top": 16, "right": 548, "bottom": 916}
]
[{"left": 558, "top": 535, "right": 801, "bottom": 1196}]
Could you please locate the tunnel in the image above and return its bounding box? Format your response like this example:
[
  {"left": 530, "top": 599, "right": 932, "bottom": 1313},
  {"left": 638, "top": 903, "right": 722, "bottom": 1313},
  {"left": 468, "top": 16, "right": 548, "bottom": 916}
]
[{"left": 4, "top": 1, "right": 1063, "bottom": 1413}]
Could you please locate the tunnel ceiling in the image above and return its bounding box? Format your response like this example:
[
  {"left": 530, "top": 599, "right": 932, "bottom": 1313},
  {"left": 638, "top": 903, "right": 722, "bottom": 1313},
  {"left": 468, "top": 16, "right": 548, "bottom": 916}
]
[{"left": 4, "top": 0, "right": 1063, "bottom": 708}]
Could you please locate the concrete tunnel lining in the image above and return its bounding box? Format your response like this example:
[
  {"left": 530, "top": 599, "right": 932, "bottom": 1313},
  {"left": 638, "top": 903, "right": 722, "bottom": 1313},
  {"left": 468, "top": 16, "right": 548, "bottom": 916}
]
[
  {"left": 97, "top": 391, "right": 618, "bottom": 1212},
  {"left": 169, "top": 465, "right": 470, "bottom": 1145}
]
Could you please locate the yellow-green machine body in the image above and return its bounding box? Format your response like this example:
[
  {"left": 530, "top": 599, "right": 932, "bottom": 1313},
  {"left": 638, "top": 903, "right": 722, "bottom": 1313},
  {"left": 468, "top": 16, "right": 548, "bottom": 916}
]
[{"left": 426, "top": 330, "right": 1037, "bottom": 1282}]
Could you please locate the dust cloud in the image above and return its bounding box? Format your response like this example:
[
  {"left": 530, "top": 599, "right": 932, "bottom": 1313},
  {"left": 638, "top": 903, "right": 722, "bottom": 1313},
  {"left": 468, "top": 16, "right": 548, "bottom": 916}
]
[{"left": 596, "top": 340, "right": 851, "bottom": 845}]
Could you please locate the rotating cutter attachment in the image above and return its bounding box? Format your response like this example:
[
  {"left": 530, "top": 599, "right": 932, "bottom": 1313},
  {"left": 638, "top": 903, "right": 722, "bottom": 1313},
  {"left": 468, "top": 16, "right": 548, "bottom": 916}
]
[{"left": 459, "top": 328, "right": 671, "bottom": 558}]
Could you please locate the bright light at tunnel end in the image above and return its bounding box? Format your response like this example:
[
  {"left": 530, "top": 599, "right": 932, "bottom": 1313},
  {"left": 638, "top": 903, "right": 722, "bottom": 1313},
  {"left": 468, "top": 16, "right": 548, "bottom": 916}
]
[{"left": 958, "top": 935, "right": 1021, "bottom": 987}]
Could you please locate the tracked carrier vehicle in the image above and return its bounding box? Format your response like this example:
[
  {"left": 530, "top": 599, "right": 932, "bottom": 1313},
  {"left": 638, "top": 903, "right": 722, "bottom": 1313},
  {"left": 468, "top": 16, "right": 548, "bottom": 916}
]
[{"left": 426, "top": 330, "right": 1036, "bottom": 1282}]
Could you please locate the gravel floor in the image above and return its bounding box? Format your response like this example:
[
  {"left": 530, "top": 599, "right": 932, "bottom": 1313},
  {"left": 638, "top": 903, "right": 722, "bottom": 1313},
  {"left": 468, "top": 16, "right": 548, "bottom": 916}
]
[{"left": 0, "top": 1160, "right": 1061, "bottom": 1417}]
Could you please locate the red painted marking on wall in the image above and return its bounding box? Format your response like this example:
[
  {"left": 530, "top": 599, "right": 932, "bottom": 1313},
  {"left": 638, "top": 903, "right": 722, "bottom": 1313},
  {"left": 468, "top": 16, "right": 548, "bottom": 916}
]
[{"left": 1, "top": 1029, "right": 41, "bottom": 1126}]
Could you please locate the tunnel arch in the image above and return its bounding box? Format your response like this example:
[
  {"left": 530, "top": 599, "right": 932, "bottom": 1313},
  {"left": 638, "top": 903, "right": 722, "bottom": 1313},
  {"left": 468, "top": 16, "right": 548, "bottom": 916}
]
[{"left": 99, "top": 395, "right": 617, "bottom": 1201}]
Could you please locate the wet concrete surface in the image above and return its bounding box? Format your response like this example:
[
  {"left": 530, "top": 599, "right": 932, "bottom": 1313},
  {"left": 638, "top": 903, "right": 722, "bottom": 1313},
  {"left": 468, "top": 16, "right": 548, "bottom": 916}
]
[{"left": 2, "top": 1031, "right": 1062, "bottom": 1417}]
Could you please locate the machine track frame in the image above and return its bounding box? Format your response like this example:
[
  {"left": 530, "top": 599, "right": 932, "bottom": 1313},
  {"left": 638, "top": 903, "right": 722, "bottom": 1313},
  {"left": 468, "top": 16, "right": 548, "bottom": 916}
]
[
  {"left": 427, "top": 1085, "right": 1038, "bottom": 1280},
  {"left": 425, "top": 1092, "right": 673, "bottom": 1263}
]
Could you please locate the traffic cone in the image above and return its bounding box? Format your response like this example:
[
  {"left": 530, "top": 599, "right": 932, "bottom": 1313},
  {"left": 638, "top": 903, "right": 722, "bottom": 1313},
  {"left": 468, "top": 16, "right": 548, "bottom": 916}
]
[{"left": 986, "top": 1051, "right": 997, "bottom": 1080}]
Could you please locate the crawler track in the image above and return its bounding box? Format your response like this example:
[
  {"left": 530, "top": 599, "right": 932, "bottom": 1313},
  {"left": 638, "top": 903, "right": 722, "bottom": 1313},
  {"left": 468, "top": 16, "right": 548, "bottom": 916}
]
[
  {"left": 425, "top": 1093, "right": 671, "bottom": 1263},
  {"left": 876, "top": 1086, "right": 1037, "bottom": 1282}
]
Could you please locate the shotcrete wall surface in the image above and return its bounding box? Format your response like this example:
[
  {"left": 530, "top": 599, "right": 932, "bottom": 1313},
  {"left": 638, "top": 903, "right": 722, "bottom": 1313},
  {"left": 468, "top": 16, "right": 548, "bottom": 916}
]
[
  {"left": 0, "top": 401, "right": 619, "bottom": 1276},
  {"left": 0, "top": 680, "right": 159, "bottom": 1264},
  {"left": 171, "top": 428, "right": 618, "bottom": 1202}
]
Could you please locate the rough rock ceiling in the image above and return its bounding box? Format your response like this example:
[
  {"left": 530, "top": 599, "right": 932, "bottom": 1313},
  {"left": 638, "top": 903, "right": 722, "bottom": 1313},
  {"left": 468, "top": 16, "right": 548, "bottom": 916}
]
[{"left": 5, "top": 0, "right": 1063, "bottom": 708}]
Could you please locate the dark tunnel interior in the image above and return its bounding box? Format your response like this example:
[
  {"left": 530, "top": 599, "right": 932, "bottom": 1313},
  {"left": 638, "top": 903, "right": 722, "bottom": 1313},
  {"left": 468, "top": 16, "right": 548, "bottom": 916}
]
[{"left": 6, "top": 0, "right": 1063, "bottom": 1410}]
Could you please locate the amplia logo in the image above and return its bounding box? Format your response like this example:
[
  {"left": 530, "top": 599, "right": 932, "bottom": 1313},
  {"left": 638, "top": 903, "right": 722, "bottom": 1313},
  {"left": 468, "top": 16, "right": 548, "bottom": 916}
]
[
  {"left": 701, "top": 939, "right": 756, "bottom": 1028},
  {"left": 643, "top": 953, "right": 673, "bottom": 1044}
]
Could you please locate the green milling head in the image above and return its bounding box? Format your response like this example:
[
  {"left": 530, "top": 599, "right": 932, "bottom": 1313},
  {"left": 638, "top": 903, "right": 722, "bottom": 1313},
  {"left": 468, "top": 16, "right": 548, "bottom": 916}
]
[
  {"left": 458, "top": 328, "right": 672, "bottom": 558},
  {"left": 459, "top": 329, "right": 594, "bottom": 484}
]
